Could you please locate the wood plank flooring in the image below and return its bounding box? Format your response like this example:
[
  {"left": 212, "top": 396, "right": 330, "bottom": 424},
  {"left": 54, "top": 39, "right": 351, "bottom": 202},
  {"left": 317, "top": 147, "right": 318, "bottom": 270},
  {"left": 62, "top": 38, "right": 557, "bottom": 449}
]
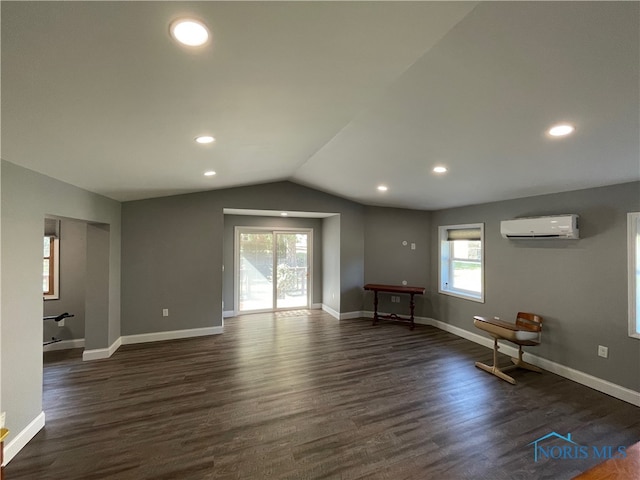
[{"left": 6, "top": 311, "right": 640, "bottom": 479}]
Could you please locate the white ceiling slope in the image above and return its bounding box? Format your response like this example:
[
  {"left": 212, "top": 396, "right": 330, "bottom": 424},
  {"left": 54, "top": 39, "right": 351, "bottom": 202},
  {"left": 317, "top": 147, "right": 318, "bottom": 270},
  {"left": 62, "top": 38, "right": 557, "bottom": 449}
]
[{"left": 2, "top": 1, "right": 638, "bottom": 209}]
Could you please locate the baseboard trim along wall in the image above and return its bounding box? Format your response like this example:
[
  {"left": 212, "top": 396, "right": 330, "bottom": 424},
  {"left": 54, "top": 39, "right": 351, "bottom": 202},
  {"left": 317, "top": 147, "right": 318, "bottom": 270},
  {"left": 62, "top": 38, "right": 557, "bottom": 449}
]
[
  {"left": 223, "top": 310, "right": 235, "bottom": 318},
  {"left": 320, "top": 306, "right": 363, "bottom": 321},
  {"left": 120, "top": 326, "right": 223, "bottom": 346},
  {"left": 43, "top": 338, "right": 85, "bottom": 352},
  {"left": 3, "top": 411, "right": 45, "bottom": 466},
  {"left": 359, "top": 311, "right": 640, "bottom": 407},
  {"left": 82, "top": 336, "right": 122, "bottom": 361},
  {"left": 321, "top": 304, "right": 340, "bottom": 319},
  {"left": 416, "top": 316, "right": 640, "bottom": 407},
  {"left": 82, "top": 326, "right": 223, "bottom": 361}
]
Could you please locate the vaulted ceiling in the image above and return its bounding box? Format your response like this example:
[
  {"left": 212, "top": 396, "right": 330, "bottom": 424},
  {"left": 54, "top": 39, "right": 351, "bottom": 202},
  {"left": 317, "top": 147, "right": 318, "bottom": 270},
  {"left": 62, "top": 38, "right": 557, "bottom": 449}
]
[{"left": 2, "top": 1, "right": 638, "bottom": 209}]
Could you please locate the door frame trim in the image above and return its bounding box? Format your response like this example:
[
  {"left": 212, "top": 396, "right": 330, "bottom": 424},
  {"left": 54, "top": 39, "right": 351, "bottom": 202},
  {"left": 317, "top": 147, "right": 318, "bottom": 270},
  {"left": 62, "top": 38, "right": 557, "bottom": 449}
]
[{"left": 234, "top": 226, "right": 313, "bottom": 316}]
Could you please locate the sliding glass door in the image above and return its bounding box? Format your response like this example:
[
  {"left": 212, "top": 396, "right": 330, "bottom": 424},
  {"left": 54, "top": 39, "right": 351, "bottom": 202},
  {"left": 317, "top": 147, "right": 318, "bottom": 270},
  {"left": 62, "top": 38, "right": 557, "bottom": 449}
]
[
  {"left": 237, "top": 229, "right": 310, "bottom": 313},
  {"left": 238, "top": 231, "right": 274, "bottom": 311},
  {"left": 275, "top": 232, "right": 309, "bottom": 309}
]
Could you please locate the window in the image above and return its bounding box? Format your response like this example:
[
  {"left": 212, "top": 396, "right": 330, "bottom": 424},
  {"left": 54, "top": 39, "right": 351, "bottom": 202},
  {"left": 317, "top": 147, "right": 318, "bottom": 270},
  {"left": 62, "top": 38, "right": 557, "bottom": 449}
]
[
  {"left": 439, "top": 223, "right": 484, "bottom": 302},
  {"left": 628, "top": 212, "right": 640, "bottom": 339},
  {"left": 43, "top": 235, "right": 59, "bottom": 300}
]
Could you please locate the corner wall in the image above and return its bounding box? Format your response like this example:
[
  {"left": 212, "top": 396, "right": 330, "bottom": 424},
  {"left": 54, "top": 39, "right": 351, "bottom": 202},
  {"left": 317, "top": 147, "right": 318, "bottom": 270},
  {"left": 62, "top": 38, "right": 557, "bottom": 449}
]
[
  {"left": 322, "top": 215, "right": 341, "bottom": 314},
  {"left": 0, "top": 161, "right": 121, "bottom": 456},
  {"left": 363, "top": 206, "right": 431, "bottom": 317}
]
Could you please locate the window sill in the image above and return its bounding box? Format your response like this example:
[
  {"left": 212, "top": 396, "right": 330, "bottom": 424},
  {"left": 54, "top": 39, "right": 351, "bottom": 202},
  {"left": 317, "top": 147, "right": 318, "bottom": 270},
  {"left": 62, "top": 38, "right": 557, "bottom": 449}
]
[{"left": 439, "top": 289, "right": 484, "bottom": 303}]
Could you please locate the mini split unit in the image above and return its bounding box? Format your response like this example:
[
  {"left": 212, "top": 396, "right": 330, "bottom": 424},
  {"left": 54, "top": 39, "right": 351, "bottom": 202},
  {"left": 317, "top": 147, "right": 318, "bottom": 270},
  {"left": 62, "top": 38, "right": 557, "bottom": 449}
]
[{"left": 500, "top": 214, "right": 579, "bottom": 239}]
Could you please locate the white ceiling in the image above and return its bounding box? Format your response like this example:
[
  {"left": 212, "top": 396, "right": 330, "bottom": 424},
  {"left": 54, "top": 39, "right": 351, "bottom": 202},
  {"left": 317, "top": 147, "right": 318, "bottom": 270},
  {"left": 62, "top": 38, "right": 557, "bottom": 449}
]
[{"left": 2, "top": 1, "right": 638, "bottom": 210}]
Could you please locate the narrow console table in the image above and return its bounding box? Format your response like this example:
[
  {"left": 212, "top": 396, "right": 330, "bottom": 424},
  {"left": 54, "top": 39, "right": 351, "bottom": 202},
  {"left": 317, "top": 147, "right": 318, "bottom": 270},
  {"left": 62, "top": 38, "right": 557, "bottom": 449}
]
[{"left": 364, "top": 284, "right": 425, "bottom": 330}]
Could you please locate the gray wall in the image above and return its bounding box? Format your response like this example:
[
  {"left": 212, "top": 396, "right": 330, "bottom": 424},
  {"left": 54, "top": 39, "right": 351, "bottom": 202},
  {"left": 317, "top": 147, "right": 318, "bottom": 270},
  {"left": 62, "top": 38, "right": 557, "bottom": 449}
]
[
  {"left": 121, "top": 181, "right": 364, "bottom": 335},
  {"left": 43, "top": 218, "right": 87, "bottom": 342},
  {"left": 430, "top": 181, "right": 640, "bottom": 391},
  {"left": 85, "top": 223, "right": 111, "bottom": 350},
  {"left": 121, "top": 192, "right": 221, "bottom": 335},
  {"left": 363, "top": 206, "right": 431, "bottom": 317},
  {"left": 322, "top": 215, "right": 341, "bottom": 313},
  {"left": 1, "top": 161, "right": 121, "bottom": 445},
  {"left": 222, "top": 215, "right": 323, "bottom": 312}
]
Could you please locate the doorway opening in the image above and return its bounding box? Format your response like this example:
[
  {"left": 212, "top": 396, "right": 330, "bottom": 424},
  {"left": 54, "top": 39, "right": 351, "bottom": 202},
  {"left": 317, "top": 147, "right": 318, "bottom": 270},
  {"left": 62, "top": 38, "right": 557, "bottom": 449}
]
[
  {"left": 42, "top": 216, "right": 111, "bottom": 355},
  {"left": 235, "top": 228, "right": 311, "bottom": 313}
]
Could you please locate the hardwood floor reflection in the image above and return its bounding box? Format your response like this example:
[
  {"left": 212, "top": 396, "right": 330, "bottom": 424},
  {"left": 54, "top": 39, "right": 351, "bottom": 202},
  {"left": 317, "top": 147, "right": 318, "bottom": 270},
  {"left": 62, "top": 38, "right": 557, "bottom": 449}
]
[{"left": 6, "top": 311, "right": 640, "bottom": 479}]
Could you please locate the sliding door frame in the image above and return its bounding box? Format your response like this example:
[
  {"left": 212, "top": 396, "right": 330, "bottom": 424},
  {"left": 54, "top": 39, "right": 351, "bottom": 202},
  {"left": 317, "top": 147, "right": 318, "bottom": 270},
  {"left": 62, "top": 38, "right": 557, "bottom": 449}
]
[{"left": 234, "top": 226, "right": 313, "bottom": 315}]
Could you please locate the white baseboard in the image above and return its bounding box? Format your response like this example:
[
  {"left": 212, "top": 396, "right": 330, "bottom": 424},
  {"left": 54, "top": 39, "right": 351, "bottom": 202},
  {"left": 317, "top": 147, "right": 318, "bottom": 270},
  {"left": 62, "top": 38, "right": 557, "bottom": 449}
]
[
  {"left": 417, "top": 316, "right": 640, "bottom": 407},
  {"left": 3, "top": 411, "right": 45, "bottom": 466},
  {"left": 311, "top": 303, "right": 322, "bottom": 310},
  {"left": 321, "top": 304, "right": 340, "bottom": 319},
  {"left": 415, "top": 316, "right": 497, "bottom": 348},
  {"left": 82, "top": 336, "right": 122, "bottom": 361},
  {"left": 223, "top": 310, "right": 235, "bottom": 318},
  {"left": 531, "top": 353, "right": 640, "bottom": 406},
  {"left": 43, "top": 338, "right": 85, "bottom": 352},
  {"left": 120, "top": 326, "right": 223, "bottom": 346},
  {"left": 321, "top": 305, "right": 362, "bottom": 320},
  {"left": 82, "top": 326, "right": 224, "bottom": 361}
]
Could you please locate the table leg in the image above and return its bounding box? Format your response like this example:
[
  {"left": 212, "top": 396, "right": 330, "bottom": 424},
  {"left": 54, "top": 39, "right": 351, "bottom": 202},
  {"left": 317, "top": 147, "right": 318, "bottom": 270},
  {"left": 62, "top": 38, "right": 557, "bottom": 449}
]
[
  {"left": 372, "top": 291, "right": 379, "bottom": 325},
  {"left": 409, "top": 293, "right": 416, "bottom": 330}
]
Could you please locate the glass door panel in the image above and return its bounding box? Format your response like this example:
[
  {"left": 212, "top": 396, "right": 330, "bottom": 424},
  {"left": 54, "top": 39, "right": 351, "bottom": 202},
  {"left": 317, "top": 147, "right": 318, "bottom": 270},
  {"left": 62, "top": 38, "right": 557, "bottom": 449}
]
[
  {"left": 276, "top": 232, "right": 309, "bottom": 309},
  {"left": 238, "top": 232, "right": 274, "bottom": 311}
]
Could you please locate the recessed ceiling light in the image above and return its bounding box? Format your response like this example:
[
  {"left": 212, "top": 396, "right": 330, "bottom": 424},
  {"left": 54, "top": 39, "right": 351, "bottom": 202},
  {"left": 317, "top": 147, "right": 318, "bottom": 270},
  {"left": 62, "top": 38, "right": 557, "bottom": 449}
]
[
  {"left": 377, "top": 185, "right": 388, "bottom": 192},
  {"left": 280, "top": 212, "right": 288, "bottom": 217},
  {"left": 195, "top": 135, "right": 215, "bottom": 144},
  {"left": 433, "top": 166, "right": 448, "bottom": 174},
  {"left": 204, "top": 171, "right": 216, "bottom": 177},
  {"left": 548, "top": 124, "right": 575, "bottom": 137},
  {"left": 170, "top": 19, "right": 210, "bottom": 47}
]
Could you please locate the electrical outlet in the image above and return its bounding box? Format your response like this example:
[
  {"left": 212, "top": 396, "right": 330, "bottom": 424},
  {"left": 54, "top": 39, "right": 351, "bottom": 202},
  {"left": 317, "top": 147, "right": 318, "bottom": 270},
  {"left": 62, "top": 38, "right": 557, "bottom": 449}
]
[
  {"left": 162, "top": 308, "right": 169, "bottom": 317},
  {"left": 58, "top": 319, "right": 65, "bottom": 327},
  {"left": 598, "top": 345, "right": 608, "bottom": 358}
]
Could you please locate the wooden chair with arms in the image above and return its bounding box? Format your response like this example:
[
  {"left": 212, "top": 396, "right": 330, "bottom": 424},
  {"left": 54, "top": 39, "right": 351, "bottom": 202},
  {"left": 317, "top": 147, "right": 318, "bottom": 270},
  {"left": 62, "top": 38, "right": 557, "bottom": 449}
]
[{"left": 473, "top": 312, "right": 543, "bottom": 384}]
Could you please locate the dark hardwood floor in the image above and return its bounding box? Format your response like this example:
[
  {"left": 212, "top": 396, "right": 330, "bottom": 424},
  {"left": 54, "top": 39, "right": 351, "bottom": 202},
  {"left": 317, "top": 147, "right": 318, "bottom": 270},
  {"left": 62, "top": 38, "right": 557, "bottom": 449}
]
[{"left": 6, "top": 311, "right": 640, "bottom": 479}]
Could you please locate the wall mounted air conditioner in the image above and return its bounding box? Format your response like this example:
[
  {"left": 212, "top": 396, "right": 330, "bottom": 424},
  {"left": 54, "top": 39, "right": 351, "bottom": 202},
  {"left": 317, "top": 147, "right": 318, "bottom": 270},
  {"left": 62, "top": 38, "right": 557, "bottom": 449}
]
[{"left": 500, "top": 214, "right": 579, "bottom": 239}]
